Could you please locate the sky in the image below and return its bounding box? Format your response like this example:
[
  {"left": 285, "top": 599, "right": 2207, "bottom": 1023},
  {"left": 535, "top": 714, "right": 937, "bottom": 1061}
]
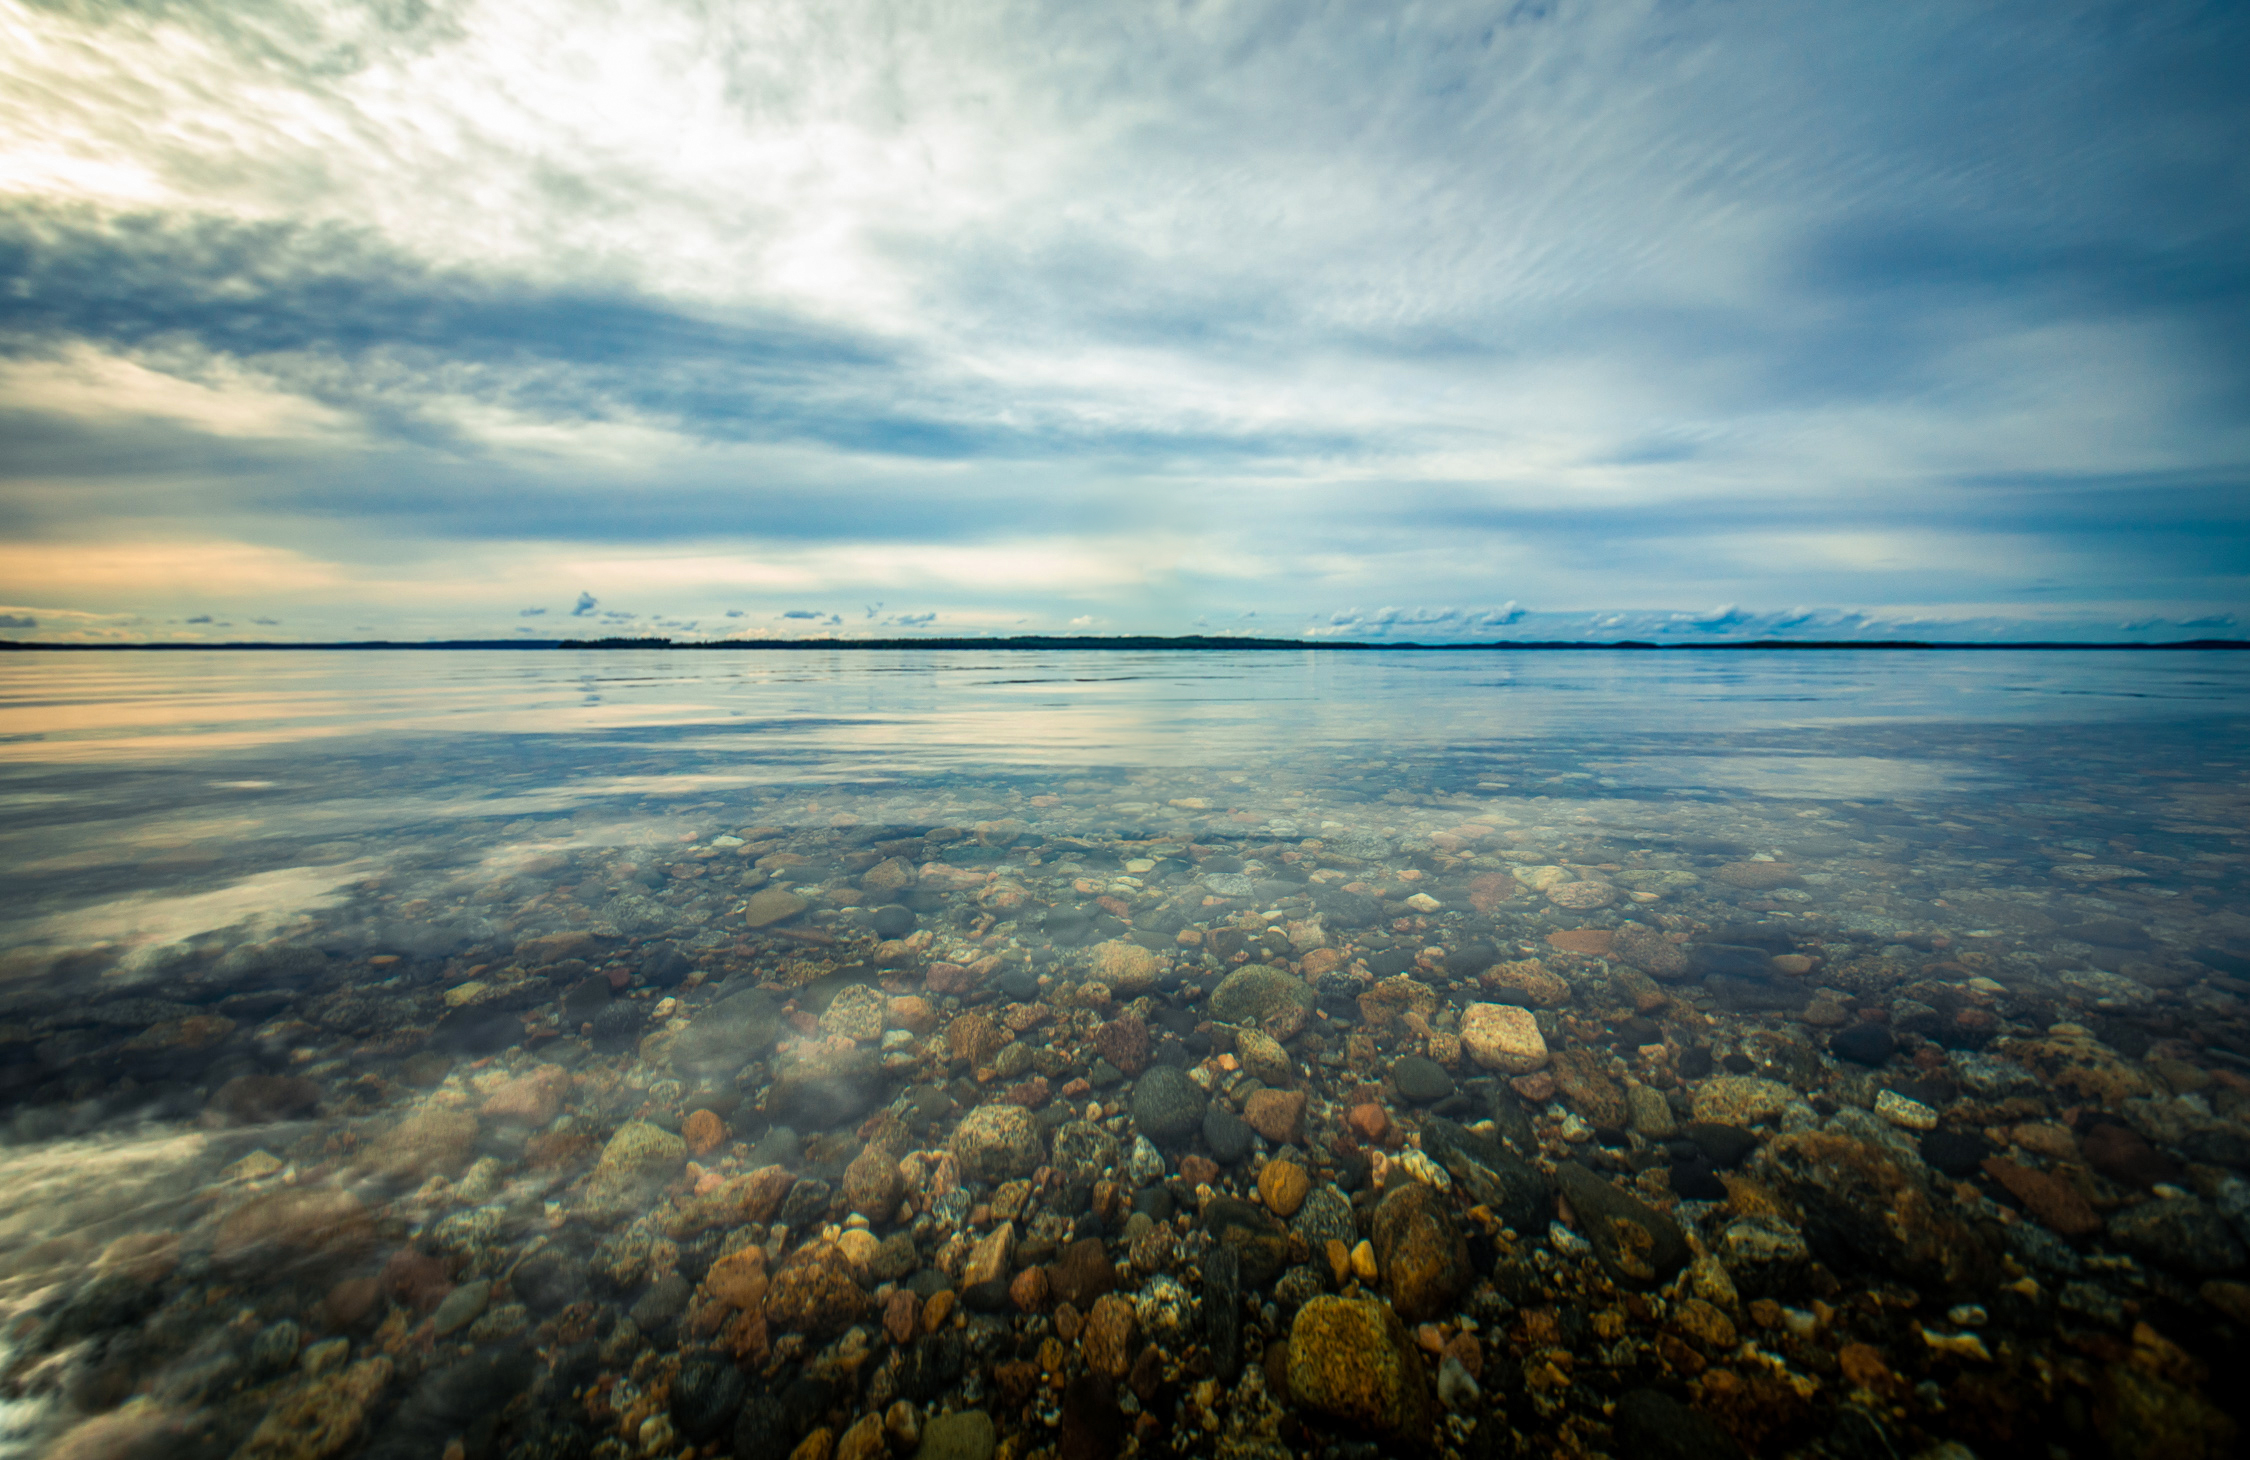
[{"left": 0, "top": 0, "right": 2245, "bottom": 644}]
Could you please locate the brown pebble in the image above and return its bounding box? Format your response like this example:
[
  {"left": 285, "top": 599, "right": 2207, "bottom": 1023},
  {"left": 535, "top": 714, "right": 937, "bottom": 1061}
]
[
  {"left": 1011, "top": 1265, "right": 1050, "bottom": 1312},
  {"left": 1258, "top": 1160, "right": 1311, "bottom": 1218},
  {"left": 920, "top": 1289, "right": 954, "bottom": 1332},
  {"left": 683, "top": 1108, "right": 727, "bottom": 1158},
  {"left": 322, "top": 1275, "right": 383, "bottom": 1329},
  {"left": 1346, "top": 1103, "right": 1391, "bottom": 1143},
  {"left": 1055, "top": 1301, "right": 1083, "bottom": 1343},
  {"left": 882, "top": 1289, "right": 919, "bottom": 1345}
]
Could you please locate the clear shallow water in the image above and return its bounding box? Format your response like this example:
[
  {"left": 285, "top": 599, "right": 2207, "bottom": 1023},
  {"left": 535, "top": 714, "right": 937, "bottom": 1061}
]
[{"left": 2, "top": 648, "right": 2248, "bottom": 1459}]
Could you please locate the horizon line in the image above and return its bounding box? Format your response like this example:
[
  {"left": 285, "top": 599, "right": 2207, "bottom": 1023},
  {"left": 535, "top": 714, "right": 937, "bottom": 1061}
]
[{"left": 4, "top": 635, "right": 2247, "bottom": 652}]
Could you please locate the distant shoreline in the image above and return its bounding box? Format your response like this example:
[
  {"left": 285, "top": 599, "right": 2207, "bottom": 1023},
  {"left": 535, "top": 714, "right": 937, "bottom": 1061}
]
[{"left": 3, "top": 636, "right": 2246, "bottom": 652}]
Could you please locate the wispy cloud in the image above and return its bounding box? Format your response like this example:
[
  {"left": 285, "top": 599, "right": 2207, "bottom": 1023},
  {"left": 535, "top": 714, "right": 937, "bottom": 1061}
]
[{"left": 0, "top": 0, "right": 2241, "bottom": 641}]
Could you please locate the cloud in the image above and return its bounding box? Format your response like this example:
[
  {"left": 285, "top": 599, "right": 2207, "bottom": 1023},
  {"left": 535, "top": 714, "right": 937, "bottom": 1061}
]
[
  {"left": 725, "top": 609, "right": 743, "bottom": 617},
  {"left": 780, "top": 609, "right": 822, "bottom": 620},
  {"left": 519, "top": 606, "right": 547, "bottom": 616},
  {"left": 570, "top": 592, "right": 597, "bottom": 616},
  {"left": 0, "top": 614, "right": 36, "bottom": 629},
  {"left": 0, "top": 0, "right": 2241, "bottom": 639},
  {"left": 889, "top": 612, "right": 937, "bottom": 627}
]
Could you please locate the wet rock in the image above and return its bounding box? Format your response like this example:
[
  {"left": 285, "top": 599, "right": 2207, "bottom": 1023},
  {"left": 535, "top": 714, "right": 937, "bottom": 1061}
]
[
  {"left": 1200, "top": 1103, "right": 1255, "bottom": 1164},
  {"left": 1627, "top": 1084, "right": 1677, "bottom": 1140},
  {"left": 363, "top": 1107, "right": 479, "bottom": 1184},
  {"left": 1089, "top": 940, "right": 1164, "bottom": 995},
  {"left": 480, "top": 1065, "right": 572, "bottom": 1125},
  {"left": 1258, "top": 1159, "right": 1311, "bottom": 1217},
  {"left": 762, "top": 1245, "right": 869, "bottom": 1338},
  {"left": 1243, "top": 1087, "right": 1305, "bottom": 1144},
  {"left": 1549, "top": 1048, "right": 1627, "bottom": 1127},
  {"left": 236, "top": 1355, "right": 393, "bottom": 1460},
  {"left": 2109, "top": 1198, "right": 2246, "bottom": 1276},
  {"left": 510, "top": 1253, "right": 585, "bottom": 1315},
  {"left": 1204, "top": 1245, "right": 1243, "bottom": 1379},
  {"left": 1919, "top": 1128, "right": 1988, "bottom": 1178},
  {"left": 1610, "top": 926, "right": 1690, "bottom": 981},
  {"left": 1372, "top": 1181, "right": 1470, "bottom": 1321},
  {"left": 1130, "top": 1065, "right": 1207, "bottom": 1144},
  {"left": 1046, "top": 1238, "right": 1116, "bottom": 1308},
  {"left": 1829, "top": 1023, "right": 1895, "bottom": 1067},
  {"left": 1051, "top": 1120, "right": 1123, "bottom": 1195},
  {"left": 1690, "top": 1075, "right": 1793, "bottom": 1126},
  {"left": 744, "top": 887, "right": 808, "bottom": 927},
  {"left": 1285, "top": 1295, "right": 1434, "bottom": 1439},
  {"left": 1209, "top": 965, "right": 1315, "bottom": 1040},
  {"left": 583, "top": 1120, "right": 685, "bottom": 1218},
  {"left": 431, "top": 1277, "right": 490, "bottom": 1335},
  {"left": 1391, "top": 1056, "right": 1453, "bottom": 1103},
  {"left": 948, "top": 1104, "right": 1044, "bottom": 1183},
  {"left": 1082, "top": 1291, "right": 1137, "bottom": 1376},
  {"left": 1684, "top": 1122, "right": 1759, "bottom": 1168},
  {"left": 1237, "top": 1028, "right": 1294, "bottom": 1084},
  {"left": 674, "top": 989, "right": 783, "bottom": 1074},
  {"left": 914, "top": 1409, "right": 995, "bottom": 1460},
  {"left": 209, "top": 1074, "right": 321, "bottom": 1125},
  {"left": 1766, "top": 1132, "right": 1992, "bottom": 1292},
  {"left": 1982, "top": 1157, "right": 2102, "bottom": 1238},
  {"left": 1060, "top": 1371, "right": 1125, "bottom": 1460},
  {"left": 215, "top": 1187, "right": 374, "bottom": 1271},
  {"left": 1291, "top": 1183, "right": 1356, "bottom": 1252},
  {"left": 1461, "top": 1002, "right": 1548, "bottom": 1073},
  {"left": 1093, "top": 1015, "right": 1151, "bottom": 1076},
  {"left": 1554, "top": 1161, "right": 1689, "bottom": 1288},
  {"left": 2082, "top": 1122, "right": 2182, "bottom": 1189},
  {"left": 842, "top": 1146, "right": 905, "bottom": 1219},
  {"left": 1203, "top": 1196, "right": 1290, "bottom": 1287},
  {"left": 1421, "top": 1116, "right": 1551, "bottom": 1235},
  {"left": 1716, "top": 1214, "right": 1811, "bottom": 1299}
]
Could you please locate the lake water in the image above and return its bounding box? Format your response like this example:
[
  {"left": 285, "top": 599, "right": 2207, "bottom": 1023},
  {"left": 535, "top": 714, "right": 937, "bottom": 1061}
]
[{"left": 1, "top": 648, "right": 2247, "bottom": 1459}]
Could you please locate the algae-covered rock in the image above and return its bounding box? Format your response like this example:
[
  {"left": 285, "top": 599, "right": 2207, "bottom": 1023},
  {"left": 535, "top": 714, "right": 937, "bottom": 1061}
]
[{"left": 1286, "top": 1295, "right": 1434, "bottom": 1438}]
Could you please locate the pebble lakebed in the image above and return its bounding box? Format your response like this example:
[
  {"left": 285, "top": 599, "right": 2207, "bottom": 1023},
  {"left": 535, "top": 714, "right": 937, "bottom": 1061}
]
[{"left": 3, "top": 715, "right": 2250, "bottom": 1460}]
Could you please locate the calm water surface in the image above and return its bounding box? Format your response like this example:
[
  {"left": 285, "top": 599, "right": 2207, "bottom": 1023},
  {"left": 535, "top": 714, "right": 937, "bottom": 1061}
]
[{"left": 1, "top": 649, "right": 2246, "bottom": 1459}]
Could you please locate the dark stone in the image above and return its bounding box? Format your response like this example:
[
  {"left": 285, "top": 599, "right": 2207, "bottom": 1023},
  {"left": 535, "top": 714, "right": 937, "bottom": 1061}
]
[
  {"left": 1447, "top": 942, "right": 1499, "bottom": 976},
  {"left": 1421, "top": 1115, "right": 1550, "bottom": 1235},
  {"left": 1061, "top": 1373, "right": 1124, "bottom": 1460},
  {"left": 675, "top": 989, "right": 784, "bottom": 1075},
  {"left": 630, "top": 1273, "right": 691, "bottom": 1334},
  {"left": 895, "top": 1332, "right": 964, "bottom": 1404},
  {"left": 997, "top": 967, "right": 1040, "bottom": 1000},
  {"left": 1483, "top": 1086, "right": 1538, "bottom": 1155},
  {"left": 430, "top": 1004, "right": 522, "bottom": 1056},
  {"left": 1918, "top": 1129, "right": 1988, "bottom": 1179},
  {"left": 1044, "top": 909, "right": 1096, "bottom": 947},
  {"left": 1130, "top": 1065, "right": 1207, "bottom": 1145},
  {"left": 1318, "top": 891, "right": 1383, "bottom": 929},
  {"left": 510, "top": 1253, "right": 585, "bottom": 1316},
  {"left": 870, "top": 905, "right": 917, "bottom": 939},
  {"left": 363, "top": 1347, "right": 535, "bottom": 1460},
  {"left": 1363, "top": 947, "right": 1415, "bottom": 977},
  {"left": 672, "top": 1350, "right": 745, "bottom": 1444},
  {"left": 44, "top": 1272, "right": 160, "bottom": 1346},
  {"left": 1667, "top": 1153, "right": 1728, "bottom": 1201},
  {"left": 1204, "top": 1245, "right": 1241, "bottom": 1380},
  {"left": 778, "top": 1179, "right": 834, "bottom": 1229},
  {"left": 2081, "top": 1121, "right": 2181, "bottom": 1189},
  {"left": 1611, "top": 1387, "right": 1748, "bottom": 1460},
  {"left": 1046, "top": 1238, "right": 1116, "bottom": 1308},
  {"left": 1829, "top": 1023, "right": 1896, "bottom": 1067},
  {"left": 1202, "top": 1104, "right": 1254, "bottom": 1164},
  {"left": 1390, "top": 1056, "right": 1453, "bottom": 1104},
  {"left": 1676, "top": 1046, "right": 1714, "bottom": 1079},
  {"left": 563, "top": 975, "right": 613, "bottom": 1022},
  {"left": 1553, "top": 1161, "right": 1690, "bottom": 1287},
  {"left": 1691, "top": 944, "right": 1775, "bottom": 978},
  {"left": 2071, "top": 918, "right": 2150, "bottom": 950},
  {"left": 1685, "top": 1123, "right": 1759, "bottom": 1169},
  {"left": 640, "top": 944, "right": 693, "bottom": 987},
  {"left": 1132, "top": 1185, "right": 1174, "bottom": 1223},
  {"left": 208, "top": 1073, "right": 321, "bottom": 1125},
  {"left": 589, "top": 1002, "right": 643, "bottom": 1053},
  {"left": 1372, "top": 1181, "right": 1471, "bottom": 1322},
  {"left": 1707, "top": 974, "right": 1810, "bottom": 1013},
  {"left": 1202, "top": 1197, "right": 1290, "bottom": 1287},
  {"left": 2108, "top": 1198, "right": 2246, "bottom": 1276}
]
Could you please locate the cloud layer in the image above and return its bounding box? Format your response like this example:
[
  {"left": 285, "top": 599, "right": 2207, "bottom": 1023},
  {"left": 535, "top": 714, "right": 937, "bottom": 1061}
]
[{"left": 1, "top": 0, "right": 2245, "bottom": 640}]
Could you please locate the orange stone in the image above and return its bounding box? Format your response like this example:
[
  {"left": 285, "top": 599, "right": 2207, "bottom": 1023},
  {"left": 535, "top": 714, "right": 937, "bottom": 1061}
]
[
  {"left": 1839, "top": 1342, "right": 1892, "bottom": 1391},
  {"left": 1545, "top": 928, "right": 1613, "bottom": 956},
  {"left": 684, "top": 1108, "right": 728, "bottom": 1158},
  {"left": 1346, "top": 1102, "right": 1391, "bottom": 1144}
]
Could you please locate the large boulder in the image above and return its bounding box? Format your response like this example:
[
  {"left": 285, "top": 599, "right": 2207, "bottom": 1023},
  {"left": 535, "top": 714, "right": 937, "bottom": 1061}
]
[
  {"left": 1286, "top": 1296, "right": 1434, "bottom": 1439},
  {"left": 948, "top": 1105, "right": 1045, "bottom": 1184},
  {"left": 1372, "top": 1182, "right": 1470, "bottom": 1322},
  {"left": 1209, "top": 966, "right": 1315, "bottom": 1040}
]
